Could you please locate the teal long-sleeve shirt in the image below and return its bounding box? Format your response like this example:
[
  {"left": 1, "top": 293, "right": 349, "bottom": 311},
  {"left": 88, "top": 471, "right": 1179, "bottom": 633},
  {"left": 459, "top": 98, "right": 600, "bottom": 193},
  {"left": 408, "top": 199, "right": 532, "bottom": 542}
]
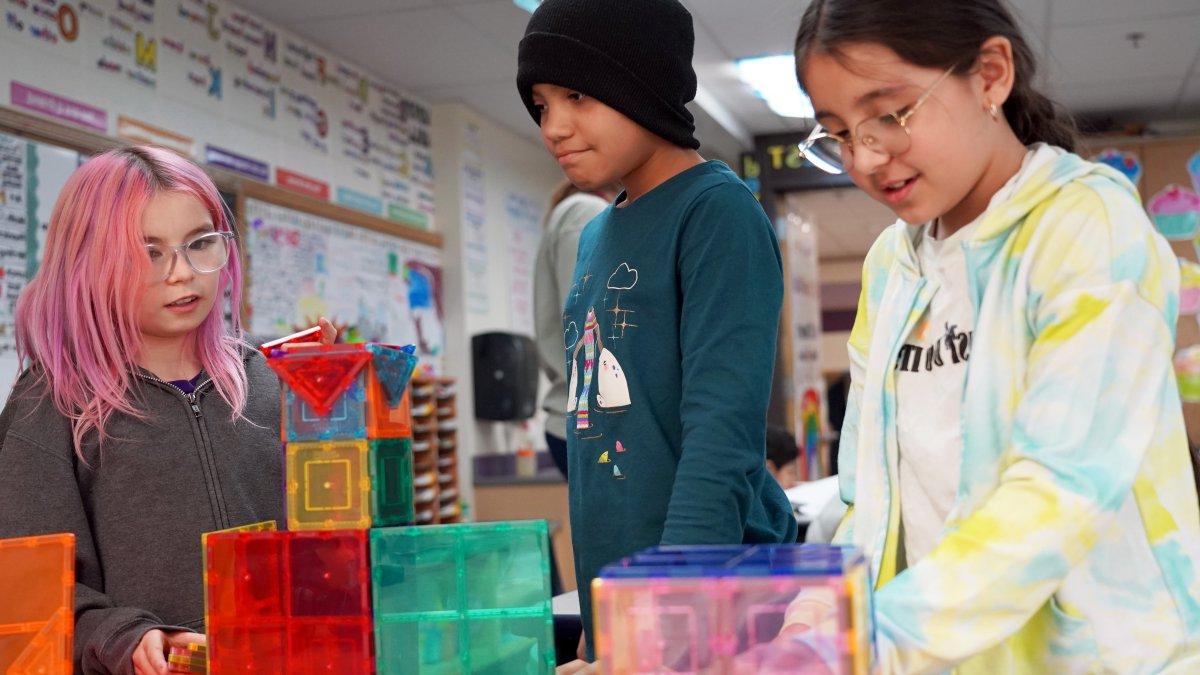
[{"left": 562, "top": 161, "right": 797, "bottom": 646}]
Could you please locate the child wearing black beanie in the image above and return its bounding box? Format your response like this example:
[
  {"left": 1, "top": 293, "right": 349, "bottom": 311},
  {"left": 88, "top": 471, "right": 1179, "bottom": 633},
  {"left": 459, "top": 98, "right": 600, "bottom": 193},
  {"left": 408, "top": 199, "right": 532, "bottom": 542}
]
[{"left": 517, "top": 0, "right": 798, "bottom": 662}]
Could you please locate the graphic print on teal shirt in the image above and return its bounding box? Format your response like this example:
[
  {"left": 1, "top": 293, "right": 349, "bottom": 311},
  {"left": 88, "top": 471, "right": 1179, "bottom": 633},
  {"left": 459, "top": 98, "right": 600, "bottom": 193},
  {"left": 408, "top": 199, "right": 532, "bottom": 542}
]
[{"left": 566, "top": 261, "right": 637, "bottom": 479}]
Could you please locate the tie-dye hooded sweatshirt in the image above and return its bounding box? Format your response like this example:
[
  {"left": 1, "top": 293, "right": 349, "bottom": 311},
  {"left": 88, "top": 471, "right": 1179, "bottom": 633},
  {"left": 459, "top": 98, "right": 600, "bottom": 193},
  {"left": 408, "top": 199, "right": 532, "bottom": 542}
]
[{"left": 836, "top": 150, "right": 1200, "bottom": 673}]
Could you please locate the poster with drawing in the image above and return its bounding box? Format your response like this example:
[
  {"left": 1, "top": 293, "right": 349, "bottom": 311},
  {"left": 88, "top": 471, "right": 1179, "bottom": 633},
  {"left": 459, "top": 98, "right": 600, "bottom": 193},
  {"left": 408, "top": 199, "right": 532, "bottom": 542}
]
[
  {"left": 244, "top": 198, "right": 444, "bottom": 374},
  {"left": 782, "top": 210, "right": 826, "bottom": 479}
]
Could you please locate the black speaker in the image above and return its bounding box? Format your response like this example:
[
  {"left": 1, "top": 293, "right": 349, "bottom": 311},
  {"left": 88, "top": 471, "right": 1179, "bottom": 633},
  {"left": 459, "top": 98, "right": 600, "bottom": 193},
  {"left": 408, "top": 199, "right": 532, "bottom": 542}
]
[{"left": 472, "top": 332, "right": 539, "bottom": 421}]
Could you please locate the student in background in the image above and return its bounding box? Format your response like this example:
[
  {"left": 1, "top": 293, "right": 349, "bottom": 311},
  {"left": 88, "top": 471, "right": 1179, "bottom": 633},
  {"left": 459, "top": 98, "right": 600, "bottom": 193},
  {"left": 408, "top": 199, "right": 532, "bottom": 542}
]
[{"left": 765, "top": 425, "right": 801, "bottom": 490}]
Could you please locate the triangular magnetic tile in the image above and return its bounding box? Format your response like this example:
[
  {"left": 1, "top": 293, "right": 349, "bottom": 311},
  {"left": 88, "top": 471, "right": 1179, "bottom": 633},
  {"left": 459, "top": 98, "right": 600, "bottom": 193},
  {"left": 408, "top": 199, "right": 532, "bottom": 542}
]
[
  {"left": 268, "top": 348, "right": 370, "bottom": 416},
  {"left": 367, "top": 344, "right": 419, "bottom": 408}
]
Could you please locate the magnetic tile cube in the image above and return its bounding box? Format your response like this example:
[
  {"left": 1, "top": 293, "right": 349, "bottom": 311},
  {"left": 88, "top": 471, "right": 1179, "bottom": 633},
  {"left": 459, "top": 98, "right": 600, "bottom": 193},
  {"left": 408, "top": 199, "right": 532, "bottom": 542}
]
[
  {"left": 268, "top": 342, "right": 419, "bottom": 531},
  {"left": 370, "top": 521, "right": 555, "bottom": 674},
  {"left": 370, "top": 438, "right": 415, "bottom": 527},
  {"left": 592, "top": 544, "right": 874, "bottom": 675},
  {"left": 269, "top": 343, "right": 418, "bottom": 443},
  {"left": 204, "top": 530, "right": 374, "bottom": 674},
  {"left": 0, "top": 533, "right": 74, "bottom": 675},
  {"left": 286, "top": 440, "right": 373, "bottom": 531}
]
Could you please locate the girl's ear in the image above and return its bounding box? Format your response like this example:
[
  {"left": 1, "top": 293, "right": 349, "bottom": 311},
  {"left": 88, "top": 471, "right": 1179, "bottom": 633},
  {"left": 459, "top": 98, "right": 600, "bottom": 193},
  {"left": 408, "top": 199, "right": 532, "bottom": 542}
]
[{"left": 976, "top": 35, "right": 1017, "bottom": 112}]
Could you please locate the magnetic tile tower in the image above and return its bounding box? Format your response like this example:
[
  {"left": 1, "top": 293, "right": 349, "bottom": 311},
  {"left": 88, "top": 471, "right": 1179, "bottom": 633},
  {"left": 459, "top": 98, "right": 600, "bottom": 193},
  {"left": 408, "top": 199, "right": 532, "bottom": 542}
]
[
  {"left": 591, "top": 544, "right": 875, "bottom": 675},
  {"left": 272, "top": 343, "right": 421, "bottom": 531},
  {"left": 0, "top": 533, "right": 74, "bottom": 675},
  {"left": 204, "top": 343, "right": 556, "bottom": 674}
]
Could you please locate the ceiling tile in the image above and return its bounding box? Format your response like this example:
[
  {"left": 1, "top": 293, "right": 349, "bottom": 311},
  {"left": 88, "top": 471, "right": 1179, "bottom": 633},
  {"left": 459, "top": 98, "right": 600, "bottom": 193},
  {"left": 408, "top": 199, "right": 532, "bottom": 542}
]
[
  {"left": 683, "top": 0, "right": 806, "bottom": 59},
  {"left": 1051, "top": 0, "right": 1200, "bottom": 27},
  {"left": 1007, "top": 0, "right": 1050, "bottom": 36},
  {"left": 423, "top": 81, "right": 541, "bottom": 142},
  {"left": 452, "top": 1, "right": 533, "bottom": 55},
  {"left": 1045, "top": 15, "right": 1200, "bottom": 87},
  {"left": 289, "top": 7, "right": 516, "bottom": 91},
  {"left": 1054, "top": 76, "right": 1184, "bottom": 116}
]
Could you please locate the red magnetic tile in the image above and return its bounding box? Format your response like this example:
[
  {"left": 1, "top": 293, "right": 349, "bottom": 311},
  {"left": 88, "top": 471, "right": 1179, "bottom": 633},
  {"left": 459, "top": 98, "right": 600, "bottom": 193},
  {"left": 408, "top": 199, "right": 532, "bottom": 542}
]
[
  {"left": 288, "top": 619, "right": 374, "bottom": 675},
  {"left": 268, "top": 346, "right": 370, "bottom": 416}
]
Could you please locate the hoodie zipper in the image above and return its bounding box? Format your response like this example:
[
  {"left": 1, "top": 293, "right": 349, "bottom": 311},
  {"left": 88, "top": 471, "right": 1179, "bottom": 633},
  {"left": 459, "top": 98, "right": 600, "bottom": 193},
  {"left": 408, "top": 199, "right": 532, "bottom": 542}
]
[{"left": 137, "top": 372, "right": 229, "bottom": 528}]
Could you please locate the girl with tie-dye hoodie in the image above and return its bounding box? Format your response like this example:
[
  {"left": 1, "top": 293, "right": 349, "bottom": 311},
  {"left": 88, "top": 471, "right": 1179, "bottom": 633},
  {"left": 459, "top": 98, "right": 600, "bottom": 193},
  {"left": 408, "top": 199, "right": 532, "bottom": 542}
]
[{"left": 767, "top": 0, "right": 1200, "bottom": 672}]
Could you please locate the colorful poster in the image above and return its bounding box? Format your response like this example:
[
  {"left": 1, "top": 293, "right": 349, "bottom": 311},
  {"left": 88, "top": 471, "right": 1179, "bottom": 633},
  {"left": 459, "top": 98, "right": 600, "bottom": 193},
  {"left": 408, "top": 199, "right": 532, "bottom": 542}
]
[
  {"left": 1176, "top": 346, "right": 1200, "bottom": 403},
  {"left": 782, "top": 210, "right": 826, "bottom": 479},
  {"left": 1092, "top": 148, "right": 1142, "bottom": 186},
  {"left": 1180, "top": 259, "right": 1200, "bottom": 317},
  {"left": 1148, "top": 184, "right": 1200, "bottom": 241},
  {"left": 244, "top": 198, "right": 443, "bottom": 372}
]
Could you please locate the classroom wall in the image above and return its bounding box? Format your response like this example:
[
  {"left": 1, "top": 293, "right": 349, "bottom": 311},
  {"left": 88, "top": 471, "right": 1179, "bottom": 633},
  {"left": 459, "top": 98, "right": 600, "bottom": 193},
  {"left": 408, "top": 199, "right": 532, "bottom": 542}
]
[
  {"left": 432, "top": 103, "right": 567, "bottom": 510},
  {"left": 0, "top": 0, "right": 435, "bottom": 229}
]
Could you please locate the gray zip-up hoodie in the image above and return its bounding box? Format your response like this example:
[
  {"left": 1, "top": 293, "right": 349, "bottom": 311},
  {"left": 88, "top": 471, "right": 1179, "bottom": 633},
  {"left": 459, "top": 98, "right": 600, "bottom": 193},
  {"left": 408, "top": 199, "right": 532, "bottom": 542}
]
[{"left": 0, "top": 350, "right": 282, "bottom": 675}]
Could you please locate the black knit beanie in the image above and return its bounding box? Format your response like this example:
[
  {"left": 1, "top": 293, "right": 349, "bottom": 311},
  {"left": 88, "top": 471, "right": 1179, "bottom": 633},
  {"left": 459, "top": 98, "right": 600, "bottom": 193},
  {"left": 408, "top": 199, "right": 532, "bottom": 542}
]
[{"left": 516, "top": 0, "right": 700, "bottom": 150}]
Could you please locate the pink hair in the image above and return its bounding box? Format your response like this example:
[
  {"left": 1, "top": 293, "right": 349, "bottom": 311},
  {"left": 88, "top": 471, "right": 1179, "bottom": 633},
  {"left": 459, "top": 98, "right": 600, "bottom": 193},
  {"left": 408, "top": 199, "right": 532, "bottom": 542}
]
[{"left": 14, "top": 146, "right": 247, "bottom": 452}]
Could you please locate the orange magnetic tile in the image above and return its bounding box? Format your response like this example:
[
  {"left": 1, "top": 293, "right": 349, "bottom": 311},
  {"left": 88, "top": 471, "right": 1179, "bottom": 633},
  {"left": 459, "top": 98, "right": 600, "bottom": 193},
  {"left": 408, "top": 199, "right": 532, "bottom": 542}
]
[{"left": 0, "top": 533, "right": 74, "bottom": 675}]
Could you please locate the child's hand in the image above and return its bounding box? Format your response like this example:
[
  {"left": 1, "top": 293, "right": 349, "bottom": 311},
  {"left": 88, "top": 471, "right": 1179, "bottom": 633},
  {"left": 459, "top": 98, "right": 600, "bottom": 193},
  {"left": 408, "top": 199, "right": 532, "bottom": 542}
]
[
  {"left": 317, "top": 316, "right": 337, "bottom": 345},
  {"left": 133, "top": 629, "right": 205, "bottom": 675},
  {"left": 279, "top": 317, "right": 338, "bottom": 352},
  {"left": 729, "top": 595, "right": 839, "bottom": 675},
  {"left": 556, "top": 660, "right": 598, "bottom": 674}
]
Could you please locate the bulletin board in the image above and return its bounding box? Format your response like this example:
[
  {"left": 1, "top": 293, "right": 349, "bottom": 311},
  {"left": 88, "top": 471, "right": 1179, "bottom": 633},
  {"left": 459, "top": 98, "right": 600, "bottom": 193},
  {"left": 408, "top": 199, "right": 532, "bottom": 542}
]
[{"left": 241, "top": 186, "right": 445, "bottom": 374}]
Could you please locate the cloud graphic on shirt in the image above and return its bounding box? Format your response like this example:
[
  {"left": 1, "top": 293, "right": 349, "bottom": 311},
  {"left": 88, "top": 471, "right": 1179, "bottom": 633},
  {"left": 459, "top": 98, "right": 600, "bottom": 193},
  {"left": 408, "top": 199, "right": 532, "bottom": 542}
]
[
  {"left": 564, "top": 322, "right": 580, "bottom": 350},
  {"left": 607, "top": 263, "right": 638, "bottom": 290}
]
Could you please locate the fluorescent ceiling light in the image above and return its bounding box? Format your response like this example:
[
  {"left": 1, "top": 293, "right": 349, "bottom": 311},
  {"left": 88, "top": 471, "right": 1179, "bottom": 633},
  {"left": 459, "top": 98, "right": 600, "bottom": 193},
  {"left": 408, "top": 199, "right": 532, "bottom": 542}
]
[
  {"left": 735, "top": 54, "right": 814, "bottom": 119},
  {"left": 513, "top": 0, "right": 542, "bottom": 12}
]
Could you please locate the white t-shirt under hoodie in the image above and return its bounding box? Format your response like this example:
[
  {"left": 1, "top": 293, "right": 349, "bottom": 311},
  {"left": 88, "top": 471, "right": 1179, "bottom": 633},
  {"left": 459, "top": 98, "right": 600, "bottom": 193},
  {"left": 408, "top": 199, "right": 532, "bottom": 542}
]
[{"left": 895, "top": 143, "right": 1062, "bottom": 567}]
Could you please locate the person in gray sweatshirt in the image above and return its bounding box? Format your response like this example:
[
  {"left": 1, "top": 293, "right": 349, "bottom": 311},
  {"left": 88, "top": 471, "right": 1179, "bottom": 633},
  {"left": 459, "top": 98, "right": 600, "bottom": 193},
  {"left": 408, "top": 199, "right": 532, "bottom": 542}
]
[{"left": 0, "top": 147, "right": 331, "bottom": 675}]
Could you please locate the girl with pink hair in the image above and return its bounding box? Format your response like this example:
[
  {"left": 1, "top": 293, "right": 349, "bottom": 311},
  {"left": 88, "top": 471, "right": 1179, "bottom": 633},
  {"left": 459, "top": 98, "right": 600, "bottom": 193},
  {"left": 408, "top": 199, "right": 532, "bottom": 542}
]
[{"left": 0, "top": 146, "right": 331, "bottom": 675}]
